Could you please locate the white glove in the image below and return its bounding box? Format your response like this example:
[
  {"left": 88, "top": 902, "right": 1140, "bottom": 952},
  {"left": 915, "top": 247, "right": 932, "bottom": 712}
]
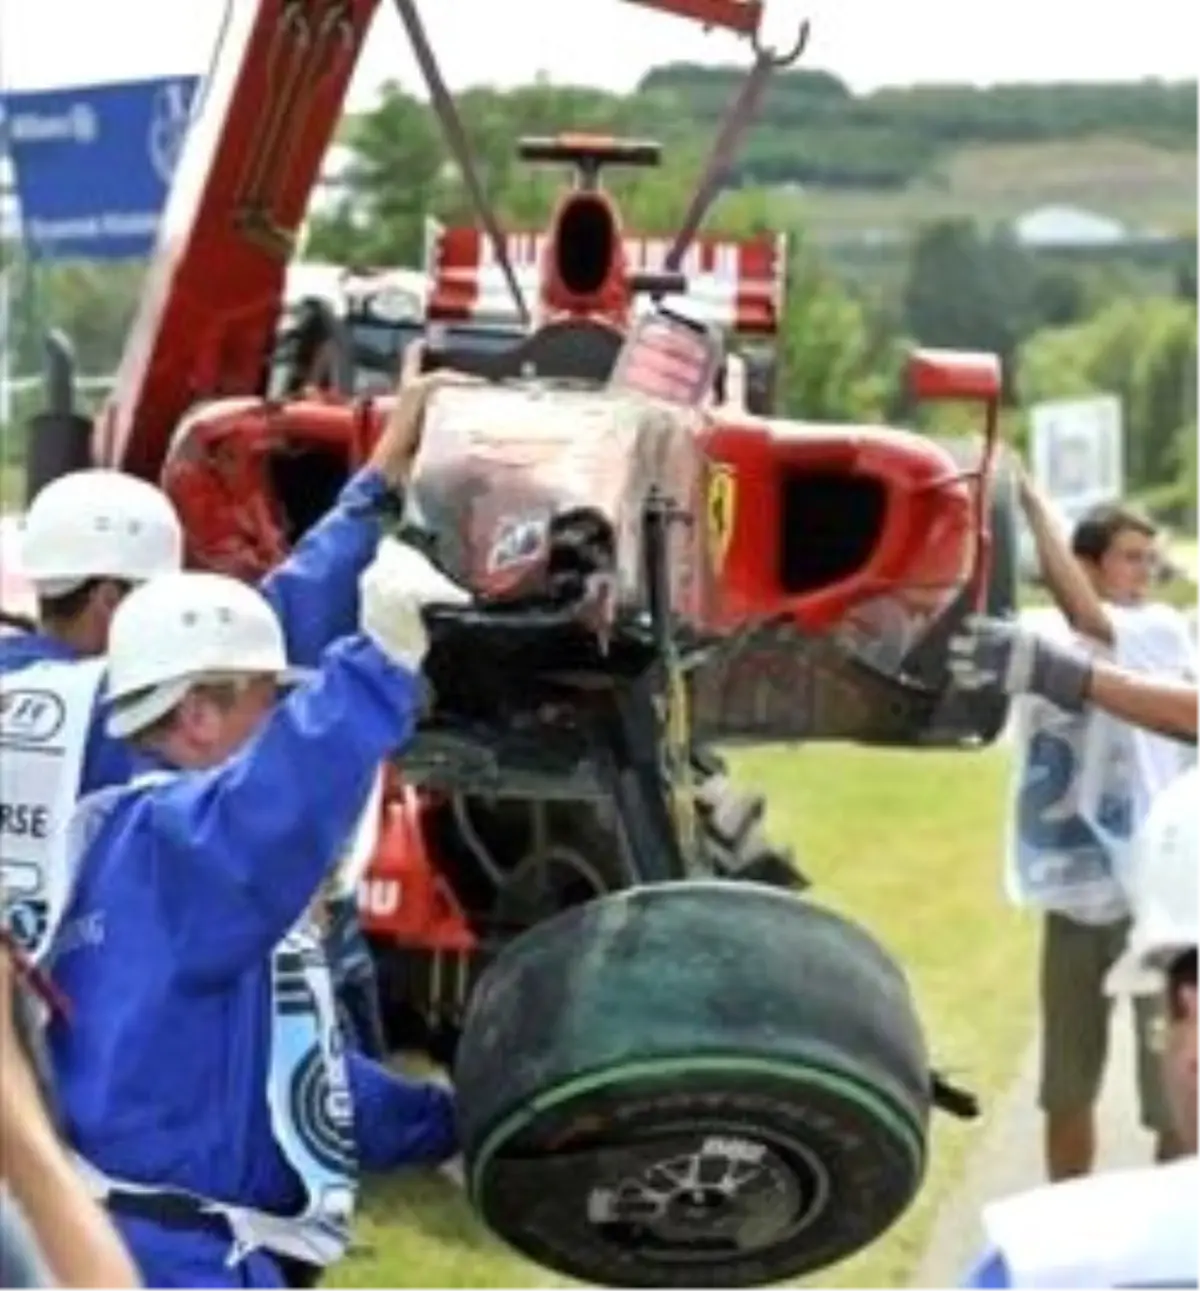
[{"left": 359, "top": 537, "right": 471, "bottom": 672}]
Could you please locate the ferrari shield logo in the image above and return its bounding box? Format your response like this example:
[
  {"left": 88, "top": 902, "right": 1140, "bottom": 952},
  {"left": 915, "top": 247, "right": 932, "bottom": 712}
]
[{"left": 706, "top": 464, "right": 737, "bottom": 570}]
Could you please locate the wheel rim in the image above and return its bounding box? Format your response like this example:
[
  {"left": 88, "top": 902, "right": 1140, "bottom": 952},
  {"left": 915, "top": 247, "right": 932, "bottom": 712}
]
[
  {"left": 470, "top": 1055, "right": 925, "bottom": 1261},
  {"left": 584, "top": 1119, "right": 831, "bottom": 1264}
]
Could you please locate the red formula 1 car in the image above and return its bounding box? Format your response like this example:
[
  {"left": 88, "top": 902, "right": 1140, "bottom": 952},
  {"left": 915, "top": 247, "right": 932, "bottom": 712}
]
[{"left": 17, "top": 1, "right": 1015, "bottom": 1285}]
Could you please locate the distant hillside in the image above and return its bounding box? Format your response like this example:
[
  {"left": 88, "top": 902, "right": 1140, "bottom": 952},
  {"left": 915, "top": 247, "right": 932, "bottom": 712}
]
[
  {"left": 323, "top": 68, "right": 1197, "bottom": 259},
  {"left": 633, "top": 66, "right": 1197, "bottom": 192},
  {"left": 771, "top": 137, "right": 1198, "bottom": 244}
]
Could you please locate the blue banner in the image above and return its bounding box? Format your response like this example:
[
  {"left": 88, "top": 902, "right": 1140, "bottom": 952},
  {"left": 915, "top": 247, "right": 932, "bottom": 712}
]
[{"left": 0, "top": 77, "right": 200, "bottom": 262}]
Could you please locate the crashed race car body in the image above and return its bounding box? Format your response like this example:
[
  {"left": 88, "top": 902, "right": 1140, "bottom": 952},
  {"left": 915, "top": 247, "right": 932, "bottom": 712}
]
[
  {"left": 13, "top": 0, "right": 1012, "bottom": 1284},
  {"left": 129, "top": 189, "right": 1008, "bottom": 1045}
]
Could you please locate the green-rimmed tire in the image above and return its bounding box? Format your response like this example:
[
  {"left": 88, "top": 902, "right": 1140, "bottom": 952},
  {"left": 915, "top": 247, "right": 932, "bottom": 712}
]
[{"left": 453, "top": 881, "right": 931, "bottom": 1288}]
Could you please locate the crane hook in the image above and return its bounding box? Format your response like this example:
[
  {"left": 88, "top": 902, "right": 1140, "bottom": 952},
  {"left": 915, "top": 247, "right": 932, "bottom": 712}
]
[{"left": 752, "top": 15, "right": 811, "bottom": 68}]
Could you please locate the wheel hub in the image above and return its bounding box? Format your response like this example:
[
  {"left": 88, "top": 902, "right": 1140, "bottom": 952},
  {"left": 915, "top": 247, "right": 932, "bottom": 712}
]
[{"left": 587, "top": 1129, "right": 825, "bottom": 1260}]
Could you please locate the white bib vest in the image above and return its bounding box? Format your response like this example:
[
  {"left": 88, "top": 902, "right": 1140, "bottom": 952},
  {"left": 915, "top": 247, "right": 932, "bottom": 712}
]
[
  {"left": 0, "top": 657, "right": 107, "bottom": 961},
  {"left": 64, "top": 775, "right": 359, "bottom": 1269},
  {"left": 1076, "top": 600, "right": 1197, "bottom": 894},
  {"left": 1006, "top": 693, "right": 1132, "bottom": 924},
  {"left": 984, "top": 1156, "right": 1199, "bottom": 1288}
]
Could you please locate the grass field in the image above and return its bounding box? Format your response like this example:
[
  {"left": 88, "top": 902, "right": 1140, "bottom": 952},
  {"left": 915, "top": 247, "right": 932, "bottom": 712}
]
[
  {"left": 327, "top": 742, "right": 1039, "bottom": 1290},
  {"left": 1, "top": 462, "right": 19, "bottom": 511},
  {"left": 772, "top": 137, "right": 1197, "bottom": 243}
]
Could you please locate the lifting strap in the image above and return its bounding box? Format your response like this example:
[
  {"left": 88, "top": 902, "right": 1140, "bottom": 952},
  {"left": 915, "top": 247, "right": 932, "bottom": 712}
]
[
  {"left": 390, "top": 0, "right": 531, "bottom": 328},
  {"left": 666, "top": 19, "right": 810, "bottom": 273}
]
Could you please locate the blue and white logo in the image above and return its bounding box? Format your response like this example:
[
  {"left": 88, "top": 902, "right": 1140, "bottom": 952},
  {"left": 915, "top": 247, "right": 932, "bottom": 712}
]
[
  {"left": 148, "top": 80, "right": 193, "bottom": 186},
  {"left": 2, "top": 76, "right": 200, "bottom": 261}
]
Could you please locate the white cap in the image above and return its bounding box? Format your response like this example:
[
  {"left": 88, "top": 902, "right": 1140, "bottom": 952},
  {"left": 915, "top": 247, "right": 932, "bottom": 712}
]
[
  {"left": 22, "top": 470, "right": 183, "bottom": 597},
  {"left": 1106, "top": 766, "right": 1198, "bottom": 996},
  {"left": 106, "top": 571, "right": 304, "bottom": 738},
  {"left": 0, "top": 514, "right": 37, "bottom": 621}
]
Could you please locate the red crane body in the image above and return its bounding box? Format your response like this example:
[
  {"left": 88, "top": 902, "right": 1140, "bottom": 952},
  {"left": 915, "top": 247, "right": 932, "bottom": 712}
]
[{"left": 95, "top": 0, "right": 381, "bottom": 479}]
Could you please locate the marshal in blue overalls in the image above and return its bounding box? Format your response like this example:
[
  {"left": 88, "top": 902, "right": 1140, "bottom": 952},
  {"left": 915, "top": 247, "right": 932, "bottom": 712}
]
[
  {"left": 2, "top": 467, "right": 393, "bottom": 1052},
  {"left": 48, "top": 565, "right": 459, "bottom": 1288}
]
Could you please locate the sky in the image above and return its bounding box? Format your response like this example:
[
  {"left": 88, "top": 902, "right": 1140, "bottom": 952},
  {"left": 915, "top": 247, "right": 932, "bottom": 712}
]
[{"left": 1, "top": 0, "right": 1198, "bottom": 106}]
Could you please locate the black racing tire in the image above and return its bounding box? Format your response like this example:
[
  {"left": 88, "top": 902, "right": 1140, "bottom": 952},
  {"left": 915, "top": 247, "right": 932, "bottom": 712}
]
[
  {"left": 371, "top": 757, "right": 804, "bottom": 1061},
  {"left": 454, "top": 881, "right": 930, "bottom": 1288}
]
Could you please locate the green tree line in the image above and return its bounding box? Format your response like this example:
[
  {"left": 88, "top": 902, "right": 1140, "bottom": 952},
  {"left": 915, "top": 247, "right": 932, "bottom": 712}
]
[
  {"left": 307, "top": 73, "right": 1196, "bottom": 271},
  {"left": 637, "top": 69, "right": 1196, "bottom": 187},
  {"left": 337, "top": 68, "right": 1198, "bottom": 193},
  {"left": 331, "top": 69, "right": 1198, "bottom": 199}
]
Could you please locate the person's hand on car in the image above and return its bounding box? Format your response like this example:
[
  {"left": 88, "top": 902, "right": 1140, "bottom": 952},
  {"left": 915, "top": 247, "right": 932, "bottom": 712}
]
[
  {"left": 369, "top": 340, "right": 480, "bottom": 486},
  {"left": 359, "top": 535, "right": 472, "bottom": 673},
  {"left": 948, "top": 613, "right": 1092, "bottom": 711}
]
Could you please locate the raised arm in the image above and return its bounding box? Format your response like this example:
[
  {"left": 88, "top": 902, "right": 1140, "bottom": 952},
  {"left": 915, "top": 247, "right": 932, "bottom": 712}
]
[
  {"left": 257, "top": 468, "right": 393, "bottom": 666},
  {"left": 145, "top": 635, "right": 422, "bottom": 986},
  {"left": 137, "top": 540, "right": 469, "bottom": 985},
  {"left": 259, "top": 346, "right": 478, "bottom": 665},
  {"left": 1017, "top": 464, "right": 1113, "bottom": 645}
]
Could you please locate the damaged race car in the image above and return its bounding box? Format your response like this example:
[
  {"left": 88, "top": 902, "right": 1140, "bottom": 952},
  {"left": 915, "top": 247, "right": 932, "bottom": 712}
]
[{"left": 14, "top": 0, "right": 1018, "bottom": 1284}]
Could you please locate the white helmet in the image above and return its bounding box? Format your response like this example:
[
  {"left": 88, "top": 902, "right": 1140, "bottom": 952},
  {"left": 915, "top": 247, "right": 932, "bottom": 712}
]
[
  {"left": 22, "top": 470, "right": 183, "bottom": 597},
  {"left": 106, "top": 571, "right": 304, "bottom": 738},
  {"left": 1107, "top": 765, "right": 1198, "bottom": 996}
]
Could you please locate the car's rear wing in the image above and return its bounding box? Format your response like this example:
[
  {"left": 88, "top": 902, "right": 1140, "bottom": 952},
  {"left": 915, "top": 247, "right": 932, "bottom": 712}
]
[{"left": 423, "top": 217, "right": 787, "bottom": 338}]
